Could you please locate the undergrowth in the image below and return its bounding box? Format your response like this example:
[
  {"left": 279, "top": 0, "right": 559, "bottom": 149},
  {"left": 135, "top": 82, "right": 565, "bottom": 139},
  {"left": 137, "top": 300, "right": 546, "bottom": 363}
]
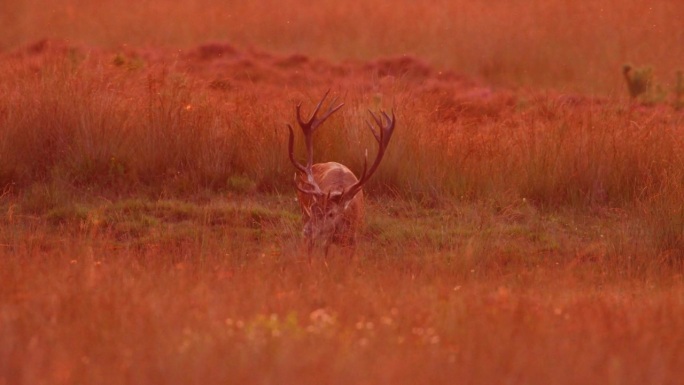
[
  {"left": 2, "top": 53, "right": 684, "bottom": 207},
  {"left": 2, "top": 43, "right": 684, "bottom": 262}
]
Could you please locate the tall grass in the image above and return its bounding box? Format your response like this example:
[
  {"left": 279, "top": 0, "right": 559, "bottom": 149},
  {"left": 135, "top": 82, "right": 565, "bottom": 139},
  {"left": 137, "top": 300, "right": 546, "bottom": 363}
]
[
  {"left": 2, "top": 47, "right": 684, "bottom": 209},
  {"left": 0, "top": 54, "right": 288, "bottom": 195},
  {"left": 2, "top": 33, "right": 684, "bottom": 260}
]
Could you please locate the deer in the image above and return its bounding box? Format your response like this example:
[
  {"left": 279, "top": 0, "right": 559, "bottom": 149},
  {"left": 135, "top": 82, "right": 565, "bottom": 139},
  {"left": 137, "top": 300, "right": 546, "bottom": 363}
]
[{"left": 287, "top": 91, "right": 395, "bottom": 254}]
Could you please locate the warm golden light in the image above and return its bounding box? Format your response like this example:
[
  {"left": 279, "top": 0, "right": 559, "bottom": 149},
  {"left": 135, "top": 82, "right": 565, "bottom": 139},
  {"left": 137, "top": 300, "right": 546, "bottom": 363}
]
[{"left": 1, "top": 1, "right": 684, "bottom": 385}]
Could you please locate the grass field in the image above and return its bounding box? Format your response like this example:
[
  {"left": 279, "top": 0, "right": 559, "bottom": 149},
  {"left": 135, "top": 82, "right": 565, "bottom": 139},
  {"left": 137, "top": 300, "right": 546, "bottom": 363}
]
[
  {"left": 4, "top": 0, "right": 684, "bottom": 94},
  {"left": 2, "top": 1, "right": 684, "bottom": 384}
]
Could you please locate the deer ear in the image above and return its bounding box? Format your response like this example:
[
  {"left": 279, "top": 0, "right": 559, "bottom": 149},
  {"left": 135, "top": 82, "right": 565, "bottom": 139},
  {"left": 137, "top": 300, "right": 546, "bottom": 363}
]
[{"left": 340, "top": 189, "right": 362, "bottom": 210}]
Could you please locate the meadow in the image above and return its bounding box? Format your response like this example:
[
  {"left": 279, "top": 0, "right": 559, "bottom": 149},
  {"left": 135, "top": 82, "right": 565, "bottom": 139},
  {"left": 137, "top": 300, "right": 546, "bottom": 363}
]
[{"left": 2, "top": 1, "right": 684, "bottom": 384}]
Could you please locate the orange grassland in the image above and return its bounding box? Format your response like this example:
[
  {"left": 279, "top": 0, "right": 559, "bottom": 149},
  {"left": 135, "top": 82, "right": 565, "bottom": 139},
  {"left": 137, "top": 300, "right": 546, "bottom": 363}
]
[{"left": 2, "top": 1, "right": 684, "bottom": 385}]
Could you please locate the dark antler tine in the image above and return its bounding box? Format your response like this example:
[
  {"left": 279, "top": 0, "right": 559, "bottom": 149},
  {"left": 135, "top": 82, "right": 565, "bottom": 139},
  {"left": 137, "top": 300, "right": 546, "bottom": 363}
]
[
  {"left": 366, "top": 120, "right": 381, "bottom": 142},
  {"left": 381, "top": 111, "right": 391, "bottom": 126},
  {"left": 307, "top": 89, "right": 331, "bottom": 124},
  {"left": 328, "top": 96, "right": 338, "bottom": 109},
  {"left": 380, "top": 110, "right": 395, "bottom": 144},
  {"left": 295, "top": 102, "right": 306, "bottom": 127},
  {"left": 326, "top": 96, "right": 341, "bottom": 114},
  {"left": 287, "top": 124, "right": 307, "bottom": 174},
  {"left": 357, "top": 151, "right": 369, "bottom": 184},
  {"left": 319, "top": 101, "right": 344, "bottom": 123},
  {"left": 368, "top": 110, "right": 383, "bottom": 127},
  {"left": 368, "top": 110, "right": 384, "bottom": 142},
  {"left": 341, "top": 107, "right": 396, "bottom": 200}
]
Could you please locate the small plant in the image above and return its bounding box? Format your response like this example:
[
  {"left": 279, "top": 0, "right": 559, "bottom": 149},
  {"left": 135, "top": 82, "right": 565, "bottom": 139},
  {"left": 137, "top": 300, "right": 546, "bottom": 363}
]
[
  {"left": 226, "top": 175, "right": 257, "bottom": 194},
  {"left": 20, "top": 182, "right": 65, "bottom": 214},
  {"left": 675, "top": 70, "right": 684, "bottom": 110},
  {"left": 622, "top": 64, "right": 667, "bottom": 105},
  {"left": 622, "top": 63, "right": 653, "bottom": 100},
  {"left": 112, "top": 52, "right": 144, "bottom": 70}
]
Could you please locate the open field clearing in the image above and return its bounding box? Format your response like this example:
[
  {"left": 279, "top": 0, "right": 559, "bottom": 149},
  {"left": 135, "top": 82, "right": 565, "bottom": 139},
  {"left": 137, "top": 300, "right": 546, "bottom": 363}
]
[
  {"left": 2, "top": 196, "right": 684, "bottom": 385},
  {"left": 2, "top": 1, "right": 684, "bottom": 384}
]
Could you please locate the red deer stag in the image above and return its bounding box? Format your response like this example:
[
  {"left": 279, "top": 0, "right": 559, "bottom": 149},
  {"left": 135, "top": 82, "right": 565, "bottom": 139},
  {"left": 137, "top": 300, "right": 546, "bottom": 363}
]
[{"left": 287, "top": 91, "right": 395, "bottom": 253}]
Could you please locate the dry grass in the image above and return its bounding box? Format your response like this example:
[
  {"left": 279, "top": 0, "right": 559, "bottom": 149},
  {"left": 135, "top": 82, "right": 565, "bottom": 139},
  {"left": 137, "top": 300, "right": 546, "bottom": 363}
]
[
  {"left": 3, "top": 0, "right": 684, "bottom": 93},
  {"left": 1, "top": 197, "right": 683, "bottom": 385},
  {"left": 2, "top": 42, "right": 684, "bottom": 207},
  {"left": 2, "top": 1, "right": 684, "bottom": 385}
]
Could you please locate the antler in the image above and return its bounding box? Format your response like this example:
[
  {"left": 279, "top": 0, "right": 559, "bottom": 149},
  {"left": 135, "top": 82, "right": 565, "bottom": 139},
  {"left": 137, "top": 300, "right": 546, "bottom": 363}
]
[
  {"left": 287, "top": 90, "right": 344, "bottom": 196},
  {"left": 343, "top": 109, "right": 396, "bottom": 199}
]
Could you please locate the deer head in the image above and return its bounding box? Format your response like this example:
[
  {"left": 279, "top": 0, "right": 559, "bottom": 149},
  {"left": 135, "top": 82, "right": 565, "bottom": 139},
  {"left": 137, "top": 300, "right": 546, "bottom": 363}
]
[
  {"left": 299, "top": 190, "right": 351, "bottom": 244},
  {"left": 287, "top": 91, "right": 395, "bottom": 249}
]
